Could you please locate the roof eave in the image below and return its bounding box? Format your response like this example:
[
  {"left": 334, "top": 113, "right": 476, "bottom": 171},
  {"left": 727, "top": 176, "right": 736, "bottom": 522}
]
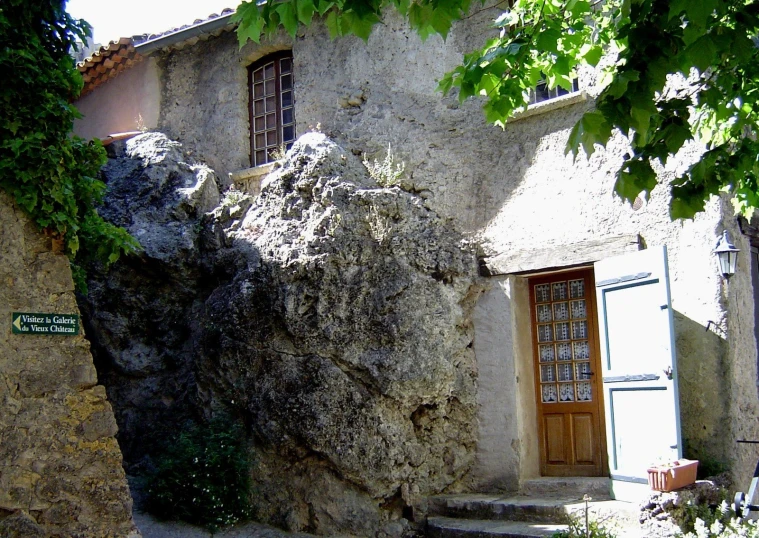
[{"left": 135, "top": 12, "right": 236, "bottom": 55}]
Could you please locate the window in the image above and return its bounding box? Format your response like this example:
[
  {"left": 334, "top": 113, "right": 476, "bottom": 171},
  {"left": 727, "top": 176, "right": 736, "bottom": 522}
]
[
  {"left": 530, "top": 273, "right": 596, "bottom": 405},
  {"left": 528, "top": 78, "right": 580, "bottom": 105},
  {"left": 248, "top": 52, "right": 295, "bottom": 167}
]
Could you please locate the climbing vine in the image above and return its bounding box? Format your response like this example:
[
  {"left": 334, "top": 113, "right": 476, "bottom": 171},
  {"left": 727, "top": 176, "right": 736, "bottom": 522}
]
[{"left": 0, "top": 0, "right": 139, "bottom": 289}]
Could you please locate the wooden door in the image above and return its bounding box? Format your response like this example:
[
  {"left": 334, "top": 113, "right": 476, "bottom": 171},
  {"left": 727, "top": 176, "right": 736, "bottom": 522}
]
[
  {"left": 530, "top": 269, "right": 606, "bottom": 477},
  {"left": 594, "top": 246, "right": 681, "bottom": 500}
]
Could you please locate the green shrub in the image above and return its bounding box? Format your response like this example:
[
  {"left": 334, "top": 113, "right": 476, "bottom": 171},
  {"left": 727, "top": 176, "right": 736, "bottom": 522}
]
[
  {"left": 363, "top": 145, "right": 406, "bottom": 187},
  {"left": 146, "top": 417, "right": 252, "bottom": 531},
  {"left": 552, "top": 516, "right": 617, "bottom": 538}
]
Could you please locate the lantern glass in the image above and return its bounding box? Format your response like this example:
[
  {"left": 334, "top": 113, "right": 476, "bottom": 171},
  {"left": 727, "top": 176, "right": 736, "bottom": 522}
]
[{"left": 717, "top": 251, "right": 737, "bottom": 276}]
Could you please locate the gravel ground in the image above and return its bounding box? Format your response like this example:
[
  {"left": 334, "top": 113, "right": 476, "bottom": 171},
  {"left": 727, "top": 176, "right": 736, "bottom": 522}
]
[{"left": 133, "top": 512, "right": 317, "bottom": 538}]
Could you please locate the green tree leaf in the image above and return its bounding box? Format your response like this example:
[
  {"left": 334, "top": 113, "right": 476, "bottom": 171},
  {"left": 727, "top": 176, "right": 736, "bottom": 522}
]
[
  {"left": 296, "top": 0, "right": 316, "bottom": 25},
  {"left": 615, "top": 159, "right": 657, "bottom": 203},
  {"left": 567, "top": 111, "right": 612, "bottom": 158},
  {"left": 232, "top": 2, "right": 264, "bottom": 45},
  {"left": 277, "top": 2, "right": 299, "bottom": 37}
]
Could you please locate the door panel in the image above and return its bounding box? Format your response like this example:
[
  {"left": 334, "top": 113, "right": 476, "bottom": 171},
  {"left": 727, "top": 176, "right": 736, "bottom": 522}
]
[
  {"left": 594, "top": 246, "right": 681, "bottom": 500},
  {"left": 545, "top": 415, "right": 566, "bottom": 463},
  {"left": 604, "top": 282, "right": 668, "bottom": 373},
  {"left": 573, "top": 414, "right": 594, "bottom": 463},
  {"left": 607, "top": 387, "right": 675, "bottom": 473},
  {"left": 530, "top": 269, "right": 606, "bottom": 477}
]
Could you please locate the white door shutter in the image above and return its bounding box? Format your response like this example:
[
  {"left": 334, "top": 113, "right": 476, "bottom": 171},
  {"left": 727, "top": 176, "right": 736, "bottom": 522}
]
[{"left": 594, "top": 246, "right": 681, "bottom": 500}]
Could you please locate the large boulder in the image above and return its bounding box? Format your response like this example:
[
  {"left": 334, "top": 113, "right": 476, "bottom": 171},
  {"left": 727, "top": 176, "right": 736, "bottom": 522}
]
[{"left": 82, "top": 132, "right": 482, "bottom": 536}]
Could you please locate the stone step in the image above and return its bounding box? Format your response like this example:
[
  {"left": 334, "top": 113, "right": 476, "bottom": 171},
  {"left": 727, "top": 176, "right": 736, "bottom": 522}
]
[
  {"left": 520, "top": 477, "right": 612, "bottom": 500},
  {"left": 427, "top": 493, "right": 635, "bottom": 524},
  {"left": 425, "top": 494, "right": 642, "bottom": 536},
  {"left": 426, "top": 516, "right": 566, "bottom": 538},
  {"left": 428, "top": 494, "right": 574, "bottom": 523}
]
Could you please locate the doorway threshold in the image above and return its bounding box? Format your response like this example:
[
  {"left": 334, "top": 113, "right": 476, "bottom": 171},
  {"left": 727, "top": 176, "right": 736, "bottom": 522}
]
[{"left": 520, "top": 477, "right": 612, "bottom": 500}]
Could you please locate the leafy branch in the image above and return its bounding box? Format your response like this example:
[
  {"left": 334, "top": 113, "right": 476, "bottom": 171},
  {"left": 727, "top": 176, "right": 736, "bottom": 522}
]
[{"left": 233, "top": 0, "right": 479, "bottom": 43}]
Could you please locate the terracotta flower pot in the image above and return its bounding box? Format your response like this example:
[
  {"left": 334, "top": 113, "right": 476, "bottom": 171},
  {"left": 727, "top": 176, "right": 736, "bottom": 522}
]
[{"left": 647, "top": 459, "right": 699, "bottom": 492}]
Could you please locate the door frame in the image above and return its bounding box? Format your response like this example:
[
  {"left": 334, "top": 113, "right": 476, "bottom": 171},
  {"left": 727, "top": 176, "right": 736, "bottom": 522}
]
[{"left": 527, "top": 266, "right": 609, "bottom": 478}]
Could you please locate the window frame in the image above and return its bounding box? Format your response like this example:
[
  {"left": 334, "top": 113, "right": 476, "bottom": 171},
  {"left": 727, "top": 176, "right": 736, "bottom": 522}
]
[
  {"left": 528, "top": 78, "right": 580, "bottom": 106},
  {"left": 248, "top": 51, "right": 296, "bottom": 167}
]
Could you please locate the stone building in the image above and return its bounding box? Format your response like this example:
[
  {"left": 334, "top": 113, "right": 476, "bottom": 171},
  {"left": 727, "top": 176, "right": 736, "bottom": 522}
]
[{"left": 73, "top": 6, "right": 759, "bottom": 509}]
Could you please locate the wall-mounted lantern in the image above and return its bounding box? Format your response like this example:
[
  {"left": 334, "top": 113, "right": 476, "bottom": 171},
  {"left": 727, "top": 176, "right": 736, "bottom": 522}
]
[{"left": 714, "top": 230, "right": 740, "bottom": 278}]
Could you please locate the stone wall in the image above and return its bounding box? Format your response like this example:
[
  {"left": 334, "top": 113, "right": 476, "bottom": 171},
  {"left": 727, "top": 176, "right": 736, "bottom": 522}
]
[
  {"left": 0, "top": 192, "right": 138, "bottom": 537},
  {"left": 724, "top": 206, "right": 759, "bottom": 487}
]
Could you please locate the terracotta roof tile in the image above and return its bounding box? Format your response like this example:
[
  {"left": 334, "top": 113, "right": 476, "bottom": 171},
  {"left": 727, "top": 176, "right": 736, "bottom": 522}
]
[
  {"left": 75, "top": 8, "right": 237, "bottom": 96},
  {"left": 77, "top": 38, "right": 142, "bottom": 96}
]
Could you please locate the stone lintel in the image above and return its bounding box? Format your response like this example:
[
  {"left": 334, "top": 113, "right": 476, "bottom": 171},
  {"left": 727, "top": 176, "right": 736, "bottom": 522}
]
[
  {"left": 229, "top": 162, "right": 279, "bottom": 196},
  {"left": 480, "top": 234, "right": 643, "bottom": 276}
]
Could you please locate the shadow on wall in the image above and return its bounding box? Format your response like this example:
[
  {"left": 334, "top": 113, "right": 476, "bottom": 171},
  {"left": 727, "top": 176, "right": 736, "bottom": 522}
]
[{"left": 674, "top": 310, "right": 731, "bottom": 477}]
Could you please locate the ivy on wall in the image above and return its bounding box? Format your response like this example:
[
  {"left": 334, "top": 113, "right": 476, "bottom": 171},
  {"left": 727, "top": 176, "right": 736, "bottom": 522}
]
[{"left": 0, "top": 0, "right": 139, "bottom": 289}]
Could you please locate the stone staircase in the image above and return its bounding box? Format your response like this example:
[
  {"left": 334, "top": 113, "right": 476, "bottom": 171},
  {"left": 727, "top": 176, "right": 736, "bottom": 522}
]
[{"left": 424, "top": 479, "right": 641, "bottom": 538}]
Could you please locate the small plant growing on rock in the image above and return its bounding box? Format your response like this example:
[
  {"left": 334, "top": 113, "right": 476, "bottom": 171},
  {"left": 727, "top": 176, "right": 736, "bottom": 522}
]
[
  {"left": 552, "top": 496, "right": 617, "bottom": 538},
  {"left": 363, "top": 144, "right": 406, "bottom": 187},
  {"left": 268, "top": 144, "right": 288, "bottom": 161},
  {"left": 145, "top": 416, "right": 252, "bottom": 532},
  {"left": 221, "top": 187, "right": 247, "bottom": 207}
]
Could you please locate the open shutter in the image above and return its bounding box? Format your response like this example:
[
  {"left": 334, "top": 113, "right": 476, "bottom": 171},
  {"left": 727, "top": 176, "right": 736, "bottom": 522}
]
[{"left": 594, "top": 246, "right": 681, "bottom": 501}]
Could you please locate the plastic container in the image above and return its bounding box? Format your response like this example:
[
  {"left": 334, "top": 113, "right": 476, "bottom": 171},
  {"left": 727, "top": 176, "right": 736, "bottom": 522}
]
[{"left": 647, "top": 459, "right": 699, "bottom": 492}]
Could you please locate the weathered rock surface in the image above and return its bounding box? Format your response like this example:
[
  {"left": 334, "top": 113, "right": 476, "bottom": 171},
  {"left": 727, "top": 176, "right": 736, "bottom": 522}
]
[
  {"left": 82, "top": 132, "right": 481, "bottom": 536},
  {"left": 80, "top": 132, "right": 220, "bottom": 469},
  {"left": 639, "top": 479, "right": 728, "bottom": 537},
  {"left": 0, "top": 192, "right": 139, "bottom": 537}
]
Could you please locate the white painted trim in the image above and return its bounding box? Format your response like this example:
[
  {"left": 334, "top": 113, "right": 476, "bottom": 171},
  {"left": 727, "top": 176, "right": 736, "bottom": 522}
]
[{"left": 508, "top": 91, "right": 590, "bottom": 123}]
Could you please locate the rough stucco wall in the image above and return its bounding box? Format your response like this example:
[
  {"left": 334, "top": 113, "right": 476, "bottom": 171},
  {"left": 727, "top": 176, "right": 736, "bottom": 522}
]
[
  {"left": 74, "top": 58, "right": 160, "bottom": 140},
  {"left": 0, "top": 192, "right": 138, "bottom": 537},
  {"left": 295, "top": 14, "right": 519, "bottom": 233},
  {"left": 724, "top": 206, "right": 759, "bottom": 485},
  {"left": 157, "top": 33, "right": 293, "bottom": 182},
  {"left": 156, "top": 13, "right": 522, "bottom": 229},
  {"left": 472, "top": 277, "right": 519, "bottom": 491}
]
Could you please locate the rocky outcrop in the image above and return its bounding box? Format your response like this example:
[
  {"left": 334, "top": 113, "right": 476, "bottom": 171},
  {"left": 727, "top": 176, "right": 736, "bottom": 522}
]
[
  {"left": 82, "top": 132, "right": 481, "bottom": 536},
  {"left": 0, "top": 192, "right": 139, "bottom": 537},
  {"left": 80, "top": 133, "right": 220, "bottom": 471}
]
